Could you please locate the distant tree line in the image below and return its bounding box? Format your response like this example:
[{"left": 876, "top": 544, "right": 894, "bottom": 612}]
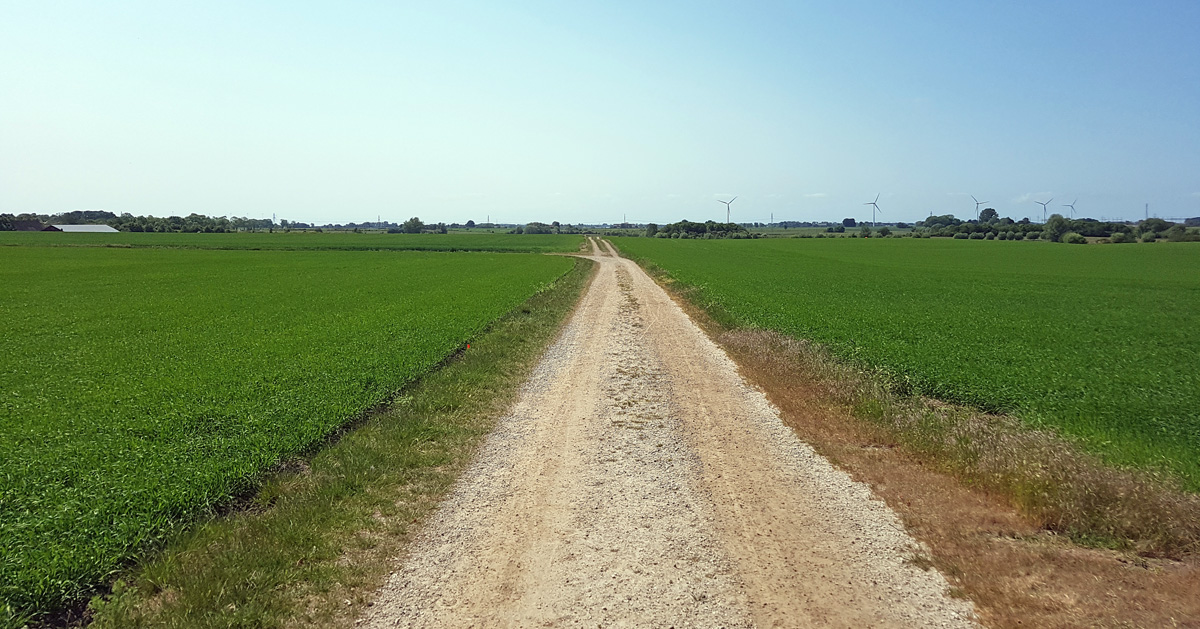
[
  {"left": 643, "top": 220, "right": 755, "bottom": 239},
  {"left": 0, "top": 210, "right": 291, "bottom": 232},
  {"left": 911, "top": 212, "right": 1199, "bottom": 243}
]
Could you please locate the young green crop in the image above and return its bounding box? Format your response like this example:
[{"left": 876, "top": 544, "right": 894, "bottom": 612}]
[
  {"left": 0, "top": 231, "right": 583, "bottom": 253},
  {"left": 0, "top": 247, "right": 573, "bottom": 618},
  {"left": 615, "top": 237, "right": 1200, "bottom": 488}
]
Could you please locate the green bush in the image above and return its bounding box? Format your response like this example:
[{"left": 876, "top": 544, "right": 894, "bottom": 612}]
[
  {"left": 953, "top": 232, "right": 968, "bottom": 239},
  {"left": 1142, "top": 232, "right": 1157, "bottom": 243},
  {"left": 1110, "top": 232, "right": 1130, "bottom": 244},
  {"left": 985, "top": 232, "right": 996, "bottom": 240},
  {"left": 1062, "top": 232, "right": 1087, "bottom": 245},
  {"left": 969, "top": 232, "right": 985, "bottom": 240}
]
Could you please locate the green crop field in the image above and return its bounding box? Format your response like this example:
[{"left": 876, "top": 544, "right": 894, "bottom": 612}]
[
  {"left": 614, "top": 237, "right": 1200, "bottom": 489},
  {"left": 0, "top": 245, "right": 575, "bottom": 616},
  {"left": 0, "top": 231, "right": 584, "bottom": 253}
]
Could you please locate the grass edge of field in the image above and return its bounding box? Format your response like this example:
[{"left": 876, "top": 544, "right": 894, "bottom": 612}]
[
  {"left": 606, "top": 238, "right": 1200, "bottom": 558},
  {"left": 20, "top": 255, "right": 595, "bottom": 629}
]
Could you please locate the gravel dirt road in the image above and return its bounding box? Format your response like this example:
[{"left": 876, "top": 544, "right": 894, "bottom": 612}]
[{"left": 363, "top": 238, "right": 977, "bottom": 628}]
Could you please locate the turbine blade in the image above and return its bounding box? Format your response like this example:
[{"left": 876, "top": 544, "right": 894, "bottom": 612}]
[
  {"left": 972, "top": 195, "right": 979, "bottom": 203},
  {"left": 874, "top": 193, "right": 880, "bottom": 203},
  {"left": 730, "top": 196, "right": 737, "bottom": 203}
]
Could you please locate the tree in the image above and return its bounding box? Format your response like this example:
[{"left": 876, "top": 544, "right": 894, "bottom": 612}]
[
  {"left": 465, "top": 220, "right": 475, "bottom": 228},
  {"left": 645, "top": 223, "right": 658, "bottom": 237},
  {"left": 1139, "top": 218, "right": 1171, "bottom": 235},
  {"left": 1043, "top": 214, "right": 1069, "bottom": 242},
  {"left": 878, "top": 226, "right": 892, "bottom": 237},
  {"left": 860, "top": 225, "right": 873, "bottom": 237},
  {"left": 979, "top": 208, "right": 999, "bottom": 223},
  {"left": 402, "top": 217, "right": 424, "bottom": 233},
  {"left": 842, "top": 218, "right": 857, "bottom": 228}
]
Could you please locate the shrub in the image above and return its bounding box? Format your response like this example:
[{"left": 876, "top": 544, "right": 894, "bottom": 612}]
[
  {"left": 1062, "top": 232, "right": 1087, "bottom": 244},
  {"left": 996, "top": 232, "right": 1007, "bottom": 240},
  {"left": 969, "top": 232, "right": 985, "bottom": 240},
  {"left": 1142, "top": 232, "right": 1157, "bottom": 243},
  {"left": 985, "top": 232, "right": 996, "bottom": 240},
  {"left": 953, "top": 232, "right": 968, "bottom": 239},
  {"left": 1110, "top": 232, "right": 1130, "bottom": 244}
]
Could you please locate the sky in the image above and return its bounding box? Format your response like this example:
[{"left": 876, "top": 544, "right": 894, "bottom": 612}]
[{"left": 2, "top": 1, "right": 1199, "bottom": 225}]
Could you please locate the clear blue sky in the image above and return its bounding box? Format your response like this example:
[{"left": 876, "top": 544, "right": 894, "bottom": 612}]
[{"left": 3, "top": 1, "right": 1198, "bottom": 225}]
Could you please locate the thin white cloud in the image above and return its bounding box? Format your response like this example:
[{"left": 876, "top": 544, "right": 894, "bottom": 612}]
[
  {"left": 1013, "top": 192, "right": 1054, "bottom": 204},
  {"left": 803, "top": 193, "right": 828, "bottom": 198}
]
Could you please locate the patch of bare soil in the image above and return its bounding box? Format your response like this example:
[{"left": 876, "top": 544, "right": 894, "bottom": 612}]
[{"left": 361, "top": 238, "right": 975, "bottom": 627}]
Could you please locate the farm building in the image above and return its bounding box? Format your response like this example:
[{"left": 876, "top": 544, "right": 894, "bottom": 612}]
[{"left": 51, "top": 224, "right": 119, "bottom": 233}]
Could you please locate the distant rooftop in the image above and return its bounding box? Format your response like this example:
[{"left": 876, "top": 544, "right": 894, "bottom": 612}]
[{"left": 52, "top": 224, "right": 120, "bottom": 233}]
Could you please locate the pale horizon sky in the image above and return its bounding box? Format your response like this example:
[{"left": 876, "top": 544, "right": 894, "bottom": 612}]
[{"left": 3, "top": 1, "right": 1199, "bottom": 225}]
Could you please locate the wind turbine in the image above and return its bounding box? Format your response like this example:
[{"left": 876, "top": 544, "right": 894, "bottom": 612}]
[
  {"left": 1035, "top": 198, "right": 1054, "bottom": 222},
  {"left": 972, "top": 195, "right": 988, "bottom": 221},
  {"left": 718, "top": 196, "right": 737, "bottom": 223},
  {"left": 864, "top": 194, "right": 881, "bottom": 226},
  {"left": 1062, "top": 199, "right": 1077, "bottom": 218}
]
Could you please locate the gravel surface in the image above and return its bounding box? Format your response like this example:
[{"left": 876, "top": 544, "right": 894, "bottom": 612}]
[{"left": 362, "top": 238, "right": 977, "bottom": 628}]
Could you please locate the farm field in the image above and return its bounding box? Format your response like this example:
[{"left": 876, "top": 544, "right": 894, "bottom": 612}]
[
  {"left": 0, "top": 231, "right": 584, "bottom": 253},
  {"left": 614, "top": 237, "right": 1200, "bottom": 489},
  {"left": 0, "top": 245, "right": 575, "bottom": 617}
]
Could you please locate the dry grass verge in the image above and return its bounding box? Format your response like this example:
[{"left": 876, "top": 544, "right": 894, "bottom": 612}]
[
  {"left": 718, "top": 329, "right": 1200, "bottom": 627},
  {"left": 722, "top": 329, "right": 1200, "bottom": 559}
]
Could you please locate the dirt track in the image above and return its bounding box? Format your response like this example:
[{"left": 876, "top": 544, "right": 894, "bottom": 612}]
[{"left": 363, "top": 238, "right": 976, "bottom": 627}]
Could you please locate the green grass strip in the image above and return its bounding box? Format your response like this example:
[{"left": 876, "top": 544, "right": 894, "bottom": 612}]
[{"left": 57, "top": 255, "right": 592, "bottom": 629}]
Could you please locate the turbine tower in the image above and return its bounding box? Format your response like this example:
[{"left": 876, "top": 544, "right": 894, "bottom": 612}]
[
  {"left": 1035, "top": 198, "right": 1054, "bottom": 222},
  {"left": 718, "top": 196, "right": 737, "bottom": 223},
  {"left": 1062, "top": 199, "right": 1077, "bottom": 218},
  {"left": 972, "top": 195, "right": 988, "bottom": 221},
  {"left": 864, "top": 194, "right": 882, "bottom": 226}
]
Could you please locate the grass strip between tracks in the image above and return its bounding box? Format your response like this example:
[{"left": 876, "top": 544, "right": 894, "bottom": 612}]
[{"left": 60, "top": 256, "right": 595, "bottom": 629}]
